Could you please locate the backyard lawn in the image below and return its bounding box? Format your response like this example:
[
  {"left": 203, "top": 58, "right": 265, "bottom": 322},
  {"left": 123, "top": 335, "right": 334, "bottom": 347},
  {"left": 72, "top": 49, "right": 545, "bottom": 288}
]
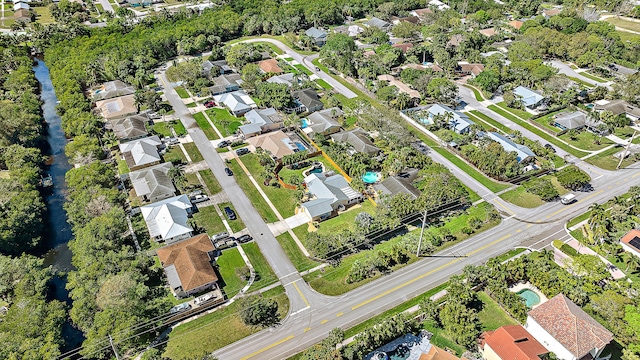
[
  {"left": 199, "top": 170, "right": 222, "bottom": 195},
  {"left": 243, "top": 242, "right": 279, "bottom": 292},
  {"left": 193, "top": 112, "right": 220, "bottom": 140},
  {"left": 276, "top": 232, "right": 320, "bottom": 273},
  {"left": 216, "top": 248, "right": 247, "bottom": 298},
  {"left": 496, "top": 102, "right": 533, "bottom": 120},
  {"left": 163, "top": 286, "right": 289, "bottom": 360},
  {"left": 206, "top": 108, "right": 244, "bottom": 136},
  {"left": 477, "top": 291, "right": 519, "bottom": 331},
  {"left": 183, "top": 142, "right": 204, "bottom": 162},
  {"left": 175, "top": 87, "right": 190, "bottom": 99},
  {"left": 33, "top": 6, "right": 55, "bottom": 23},
  {"left": 220, "top": 202, "right": 246, "bottom": 233},
  {"left": 192, "top": 206, "right": 226, "bottom": 235},
  {"left": 227, "top": 159, "right": 279, "bottom": 222},
  {"left": 531, "top": 110, "right": 568, "bottom": 134}
]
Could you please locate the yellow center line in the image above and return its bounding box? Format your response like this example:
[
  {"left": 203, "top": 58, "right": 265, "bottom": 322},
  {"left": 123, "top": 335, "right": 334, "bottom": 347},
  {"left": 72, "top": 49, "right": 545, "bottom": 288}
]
[
  {"left": 240, "top": 335, "right": 295, "bottom": 360},
  {"left": 292, "top": 281, "right": 310, "bottom": 308},
  {"left": 304, "top": 327, "right": 311, "bottom": 332},
  {"left": 493, "top": 199, "right": 514, "bottom": 216},
  {"left": 633, "top": 173, "right": 640, "bottom": 178},
  {"left": 336, "top": 312, "right": 344, "bottom": 317},
  {"left": 351, "top": 234, "right": 511, "bottom": 310},
  {"left": 320, "top": 319, "right": 328, "bottom": 324}
]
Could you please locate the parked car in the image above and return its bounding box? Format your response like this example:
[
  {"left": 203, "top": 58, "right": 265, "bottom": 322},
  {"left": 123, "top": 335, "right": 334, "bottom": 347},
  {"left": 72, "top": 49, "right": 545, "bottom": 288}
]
[
  {"left": 191, "top": 194, "right": 209, "bottom": 204},
  {"left": 212, "top": 232, "right": 229, "bottom": 241},
  {"left": 544, "top": 143, "right": 556, "bottom": 153},
  {"left": 165, "top": 137, "right": 180, "bottom": 145},
  {"left": 218, "top": 140, "right": 230, "bottom": 148},
  {"left": 169, "top": 302, "right": 191, "bottom": 314},
  {"left": 236, "top": 147, "right": 250, "bottom": 156},
  {"left": 237, "top": 234, "right": 253, "bottom": 243},
  {"left": 224, "top": 206, "right": 237, "bottom": 220},
  {"left": 204, "top": 101, "right": 216, "bottom": 108},
  {"left": 188, "top": 190, "right": 203, "bottom": 198},
  {"left": 214, "top": 239, "right": 236, "bottom": 250},
  {"left": 225, "top": 167, "right": 233, "bottom": 176}
]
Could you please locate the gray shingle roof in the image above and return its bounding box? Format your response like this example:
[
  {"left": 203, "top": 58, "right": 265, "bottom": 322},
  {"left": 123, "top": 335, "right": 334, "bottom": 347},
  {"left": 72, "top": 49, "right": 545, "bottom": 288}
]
[
  {"left": 330, "top": 128, "right": 380, "bottom": 155},
  {"left": 130, "top": 162, "right": 176, "bottom": 201}
]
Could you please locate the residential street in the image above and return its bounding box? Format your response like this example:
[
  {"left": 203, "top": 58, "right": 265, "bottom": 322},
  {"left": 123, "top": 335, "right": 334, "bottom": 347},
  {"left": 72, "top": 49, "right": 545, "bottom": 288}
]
[{"left": 549, "top": 60, "right": 614, "bottom": 90}]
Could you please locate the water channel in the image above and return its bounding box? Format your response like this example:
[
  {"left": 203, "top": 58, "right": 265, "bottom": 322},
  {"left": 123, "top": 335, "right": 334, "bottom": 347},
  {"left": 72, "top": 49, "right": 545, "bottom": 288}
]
[{"left": 34, "top": 58, "right": 85, "bottom": 351}]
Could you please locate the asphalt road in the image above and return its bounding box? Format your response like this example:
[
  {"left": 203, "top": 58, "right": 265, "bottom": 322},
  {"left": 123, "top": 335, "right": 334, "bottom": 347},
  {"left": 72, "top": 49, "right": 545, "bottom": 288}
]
[{"left": 549, "top": 60, "right": 614, "bottom": 90}]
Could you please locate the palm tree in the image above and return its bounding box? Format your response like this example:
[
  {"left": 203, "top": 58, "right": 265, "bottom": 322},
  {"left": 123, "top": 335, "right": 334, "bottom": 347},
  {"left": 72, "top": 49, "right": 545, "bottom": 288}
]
[
  {"left": 169, "top": 166, "right": 186, "bottom": 189},
  {"left": 395, "top": 92, "right": 410, "bottom": 110}
]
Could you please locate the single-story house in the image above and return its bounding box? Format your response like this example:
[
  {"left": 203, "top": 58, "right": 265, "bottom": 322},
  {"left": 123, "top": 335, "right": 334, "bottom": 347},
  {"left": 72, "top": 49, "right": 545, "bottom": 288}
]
[
  {"left": 304, "top": 107, "right": 344, "bottom": 135},
  {"left": 156, "top": 234, "right": 218, "bottom": 298},
  {"left": 479, "top": 27, "right": 498, "bottom": 37},
  {"left": 305, "top": 27, "right": 328, "bottom": 46},
  {"left": 140, "top": 194, "right": 194, "bottom": 243},
  {"left": 508, "top": 20, "right": 524, "bottom": 30},
  {"left": 456, "top": 62, "right": 484, "bottom": 77},
  {"left": 419, "top": 344, "right": 466, "bottom": 360},
  {"left": 594, "top": 99, "right": 640, "bottom": 122},
  {"left": 365, "top": 17, "right": 392, "bottom": 32},
  {"left": 553, "top": 111, "right": 587, "bottom": 130},
  {"left": 390, "top": 15, "right": 420, "bottom": 25},
  {"left": 525, "top": 294, "right": 613, "bottom": 360},
  {"left": 377, "top": 74, "right": 421, "bottom": 99},
  {"left": 291, "top": 88, "right": 324, "bottom": 113},
  {"left": 202, "top": 59, "right": 233, "bottom": 75},
  {"left": 428, "top": 0, "right": 450, "bottom": 10},
  {"left": 620, "top": 229, "right": 640, "bottom": 258},
  {"left": 13, "top": 8, "right": 31, "bottom": 22},
  {"left": 266, "top": 73, "right": 298, "bottom": 87},
  {"left": 92, "top": 80, "right": 136, "bottom": 101},
  {"left": 208, "top": 73, "right": 242, "bottom": 95},
  {"left": 302, "top": 173, "right": 362, "bottom": 221},
  {"left": 486, "top": 132, "right": 535, "bottom": 163},
  {"left": 481, "top": 325, "right": 548, "bottom": 360},
  {"left": 542, "top": 8, "right": 561, "bottom": 18},
  {"left": 213, "top": 90, "right": 257, "bottom": 117},
  {"left": 258, "top": 59, "right": 283, "bottom": 74},
  {"left": 129, "top": 162, "right": 176, "bottom": 203},
  {"left": 13, "top": 2, "right": 29, "bottom": 11},
  {"left": 109, "top": 114, "right": 149, "bottom": 142},
  {"left": 513, "top": 86, "right": 545, "bottom": 109},
  {"left": 426, "top": 104, "right": 475, "bottom": 134},
  {"left": 95, "top": 94, "right": 138, "bottom": 120},
  {"left": 411, "top": 8, "right": 433, "bottom": 18},
  {"left": 447, "top": 34, "right": 465, "bottom": 48},
  {"left": 333, "top": 24, "right": 364, "bottom": 37},
  {"left": 247, "top": 130, "right": 298, "bottom": 159},
  {"left": 119, "top": 135, "right": 162, "bottom": 171},
  {"left": 392, "top": 43, "right": 414, "bottom": 53},
  {"left": 330, "top": 128, "right": 380, "bottom": 155},
  {"left": 239, "top": 108, "right": 283, "bottom": 137},
  {"left": 374, "top": 169, "right": 421, "bottom": 200}
]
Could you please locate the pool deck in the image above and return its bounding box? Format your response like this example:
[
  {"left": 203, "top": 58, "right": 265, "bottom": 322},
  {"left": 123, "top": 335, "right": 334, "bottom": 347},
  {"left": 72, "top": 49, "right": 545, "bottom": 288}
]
[{"left": 509, "top": 281, "right": 548, "bottom": 309}]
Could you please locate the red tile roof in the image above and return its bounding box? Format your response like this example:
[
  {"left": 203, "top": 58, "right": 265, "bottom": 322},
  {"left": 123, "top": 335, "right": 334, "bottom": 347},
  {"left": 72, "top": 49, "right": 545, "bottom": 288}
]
[
  {"left": 157, "top": 234, "right": 218, "bottom": 292},
  {"left": 528, "top": 294, "right": 613, "bottom": 359},
  {"left": 620, "top": 229, "right": 640, "bottom": 251},
  {"left": 483, "top": 325, "right": 548, "bottom": 360},
  {"left": 508, "top": 20, "right": 524, "bottom": 29},
  {"left": 392, "top": 43, "right": 414, "bottom": 53},
  {"left": 420, "top": 345, "right": 466, "bottom": 360}
]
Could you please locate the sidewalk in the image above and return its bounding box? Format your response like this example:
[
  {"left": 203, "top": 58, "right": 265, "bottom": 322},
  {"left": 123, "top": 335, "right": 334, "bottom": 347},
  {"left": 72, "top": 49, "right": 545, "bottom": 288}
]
[{"left": 566, "top": 239, "right": 625, "bottom": 279}]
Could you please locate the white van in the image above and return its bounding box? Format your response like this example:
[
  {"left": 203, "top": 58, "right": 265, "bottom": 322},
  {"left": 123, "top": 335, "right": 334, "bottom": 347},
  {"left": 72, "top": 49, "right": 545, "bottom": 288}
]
[{"left": 561, "top": 193, "right": 576, "bottom": 205}]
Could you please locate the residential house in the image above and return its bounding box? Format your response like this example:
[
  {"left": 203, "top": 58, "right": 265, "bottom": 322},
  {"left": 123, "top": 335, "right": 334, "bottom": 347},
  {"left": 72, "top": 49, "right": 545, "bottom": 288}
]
[
  {"left": 513, "top": 86, "right": 545, "bottom": 109},
  {"left": 258, "top": 59, "right": 283, "bottom": 74},
  {"left": 333, "top": 24, "right": 364, "bottom": 38},
  {"left": 419, "top": 345, "right": 466, "bottom": 360},
  {"left": 291, "top": 88, "right": 324, "bottom": 113},
  {"left": 13, "top": 8, "right": 31, "bottom": 22},
  {"left": 13, "top": 2, "right": 29, "bottom": 11},
  {"left": 428, "top": 0, "right": 450, "bottom": 10},
  {"left": 119, "top": 135, "right": 162, "bottom": 171},
  {"left": 239, "top": 108, "right": 283, "bottom": 137},
  {"left": 374, "top": 169, "right": 421, "bottom": 200},
  {"left": 411, "top": 8, "right": 433, "bottom": 19},
  {"left": 129, "top": 162, "right": 177, "bottom": 203},
  {"left": 542, "top": 8, "right": 562, "bottom": 18},
  {"left": 525, "top": 294, "right": 613, "bottom": 360},
  {"left": 595, "top": 99, "right": 640, "bottom": 122},
  {"left": 109, "top": 114, "right": 149, "bottom": 142},
  {"left": 213, "top": 90, "right": 257, "bottom": 117},
  {"left": 304, "top": 107, "right": 344, "bottom": 135},
  {"left": 390, "top": 15, "right": 420, "bottom": 25},
  {"left": 508, "top": 20, "right": 524, "bottom": 30},
  {"left": 479, "top": 27, "right": 498, "bottom": 37},
  {"left": 447, "top": 34, "right": 465, "bottom": 48},
  {"left": 247, "top": 130, "right": 298, "bottom": 159},
  {"left": 456, "top": 62, "right": 484, "bottom": 77},
  {"left": 302, "top": 173, "right": 362, "bottom": 221},
  {"left": 486, "top": 132, "right": 535, "bottom": 163},
  {"left": 365, "top": 17, "right": 392, "bottom": 32},
  {"left": 426, "top": 104, "right": 476, "bottom": 134},
  {"left": 305, "top": 27, "right": 328, "bottom": 46},
  {"left": 330, "top": 128, "right": 380, "bottom": 155},
  {"left": 392, "top": 43, "right": 414, "bottom": 53},
  {"left": 140, "top": 194, "right": 194, "bottom": 243},
  {"left": 208, "top": 73, "right": 243, "bottom": 95},
  {"left": 156, "top": 234, "right": 218, "bottom": 298},
  {"left": 481, "top": 325, "right": 548, "bottom": 360},
  {"left": 378, "top": 74, "right": 421, "bottom": 99},
  {"left": 553, "top": 111, "right": 604, "bottom": 131},
  {"left": 92, "top": 80, "right": 136, "bottom": 101},
  {"left": 202, "top": 59, "right": 233, "bottom": 75},
  {"left": 620, "top": 229, "right": 640, "bottom": 258},
  {"left": 266, "top": 73, "right": 298, "bottom": 87},
  {"left": 95, "top": 94, "right": 138, "bottom": 120}
]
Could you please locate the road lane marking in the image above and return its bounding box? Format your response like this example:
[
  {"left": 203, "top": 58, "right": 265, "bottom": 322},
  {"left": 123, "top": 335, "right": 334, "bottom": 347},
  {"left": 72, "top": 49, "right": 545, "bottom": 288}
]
[
  {"left": 526, "top": 224, "right": 533, "bottom": 228},
  {"left": 320, "top": 319, "right": 328, "bottom": 324},
  {"left": 304, "top": 327, "right": 311, "bottom": 332},
  {"left": 493, "top": 200, "right": 514, "bottom": 215},
  {"left": 292, "top": 281, "right": 310, "bottom": 308},
  {"left": 465, "top": 234, "right": 511, "bottom": 257},
  {"left": 336, "top": 312, "right": 344, "bottom": 317},
  {"left": 633, "top": 173, "right": 640, "bottom": 178},
  {"left": 545, "top": 190, "right": 604, "bottom": 219},
  {"left": 290, "top": 306, "right": 310, "bottom": 316},
  {"left": 240, "top": 335, "right": 295, "bottom": 360}
]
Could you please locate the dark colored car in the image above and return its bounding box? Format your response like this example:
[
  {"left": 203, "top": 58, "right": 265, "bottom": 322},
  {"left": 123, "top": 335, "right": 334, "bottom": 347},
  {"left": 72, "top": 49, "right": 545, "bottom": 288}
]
[
  {"left": 224, "top": 206, "right": 236, "bottom": 220},
  {"left": 218, "top": 140, "right": 230, "bottom": 148},
  {"left": 225, "top": 167, "right": 233, "bottom": 176},
  {"left": 236, "top": 147, "right": 250, "bottom": 156},
  {"left": 237, "top": 234, "right": 253, "bottom": 243}
]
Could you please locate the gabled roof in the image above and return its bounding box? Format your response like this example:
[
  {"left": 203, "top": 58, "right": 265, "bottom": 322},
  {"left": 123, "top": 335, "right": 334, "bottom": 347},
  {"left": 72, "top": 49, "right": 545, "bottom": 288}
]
[
  {"left": 13, "top": 2, "right": 29, "bottom": 10},
  {"left": 95, "top": 94, "right": 137, "bottom": 120},
  {"left": 330, "top": 128, "right": 380, "bottom": 155},
  {"left": 392, "top": 43, "right": 414, "bottom": 53},
  {"left": 258, "top": 59, "right": 283, "bottom": 74},
  {"left": 554, "top": 111, "right": 586, "bottom": 129},
  {"left": 458, "top": 62, "right": 485, "bottom": 75},
  {"left": 130, "top": 162, "right": 176, "bottom": 200},
  {"left": 92, "top": 80, "right": 135, "bottom": 101},
  {"left": 508, "top": 20, "right": 524, "bottom": 29},
  {"left": 366, "top": 17, "right": 391, "bottom": 30},
  {"left": 428, "top": 0, "right": 450, "bottom": 10},
  {"left": 542, "top": 8, "right": 561, "bottom": 17},
  {"left": 307, "top": 108, "right": 343, "bottom": 133},
  {"left": 420, "top": 344, "right": 464, "bottom": 360},
  {"left": 374, "top": 169, "right": 421, "bottom": 200},
  {"left": 486, "top": 132, "right": 535, "bottom": 163},
  {"left": 514, "top": 86, "right": 545, "bottom": 107},
  {"left": 109, "top": 114, "right": 148, "bottom": 141},
  {"left": 304, "top": 173, "right": 360, "bottom": 213},
  {"left": 479, "top": 27, "right": 498, "bottom": 37},
  {"left": 119, "top": 136, "right": 162, "bottom": 168},
  {"left": 391, "top": 15, "right": 420, "bottom": 25},
  {"left": 293, "top": 89, "right": 323, "bottom": 111},
  {"left": 213, "top": 91, "right": 256, "bottom": 113},
  {"left": 528, "top": 294, "right": 613, "bottom": 359},
  {"left": 266, "top": 73, "right": 296, "bottom": 87},
  {"left": 621, "top": 229, "right": 640, "bottom": 252},
  {"left": 141, "top": 195, "right": 193, "bottom": 241},
  {"left": 246, "top": 130, "right": 296, "bottom": 159},
  {"left": 448, "top": 34, "right": 465, "bottom": 47},
  {"left": 483, "top": 325, "right": 548, "bottom": 360},
  {"left": 301, "top": 198, "right": 334, "bottom": 217},
  {"left": 411, "top": 8, "right": 433, "bottom": 18},
  {"left": 595, "top": 100, "right": 640, "bottom": 118},
  {"left": 208, "top": 73, "right": 242, "bottom": 94},
  {"left": 427, "top": 104, "right": 475, "bottom": 133},
  {"left": 377, "top": 74, "right": 421, "bottom": 98},
  {"left": 240, "top": 108, "right": 283, "bottom": 135},
  {"left": 157, "top": 234, "right": 218, "bottom": 293},
  {"left": 305, "top": 27, "right": 327, "bottom": 39}
]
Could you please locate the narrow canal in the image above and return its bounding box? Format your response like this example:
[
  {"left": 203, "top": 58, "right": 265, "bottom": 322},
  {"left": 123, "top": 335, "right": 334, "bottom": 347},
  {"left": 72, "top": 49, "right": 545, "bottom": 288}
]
[{"left": 34, "top": 58, "right": 85, "bottom": 351}]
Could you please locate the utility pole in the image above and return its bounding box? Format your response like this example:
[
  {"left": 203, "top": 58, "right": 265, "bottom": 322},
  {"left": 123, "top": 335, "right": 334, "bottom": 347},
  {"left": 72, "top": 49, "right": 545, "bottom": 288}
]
[
  {"left": 109, "top": 334, "right": 120, "bottom": 360},
  {"left": 416, "top": 210, "right": 428, "bottom": 257},
  {"left": 617, "top": 130, "right": 637, "bottom": 170}
]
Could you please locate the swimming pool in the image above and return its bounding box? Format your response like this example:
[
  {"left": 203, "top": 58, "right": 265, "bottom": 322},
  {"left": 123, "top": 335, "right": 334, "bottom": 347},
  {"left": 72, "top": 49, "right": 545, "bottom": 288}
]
[
  {"left": 362, "top": 171, "right": 380, "bottom": 184},
  {"left": 517, "top": 289, "right": 541, "bottom": 308},
  {"left": 295, "top": 142, "right": 306, "bottom": 151},
  {"left": 301, "top": 119, "right": 310, "bottom": 129}
]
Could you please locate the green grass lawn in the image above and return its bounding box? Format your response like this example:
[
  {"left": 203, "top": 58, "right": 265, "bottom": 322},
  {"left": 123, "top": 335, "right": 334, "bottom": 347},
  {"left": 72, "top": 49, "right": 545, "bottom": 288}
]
[
  {"left": 193, "top": 206, "right": 227, "bottom": 235},
  {"left": 567, "top": 210, "right": 591, "bottom": 229},
  {"left": 566, "top": 76, "right": 595, "bottom": 88},
  {"left": 206, "top": 108, "right": 244, "bottom": 136},
  {"left": 186, "top": 102, "right": 197, "bottom": 108},
  {"left": 531, "top": 110, "right": 567, "bottom": 135},
  {"left": 183, "top": 142, "right": 204, "bottom": 162},
  {"left": 316, "top": 201, "right": 376, "bottom": 236},
  {"left": 585, "top": 145, "right": 637, "bottom": 170},
  {"left": 422, "top": 320, "right": 466, "bottom": 356},
  {"left": 227, "top": 159, "right": 279, "bottom": 223},
  {"left": 464, "top": 85, "right": 484, "bottom": 101},
  {"left": 499, "top": 175, "right": 568, "bottom": 208},
  {"left": 605, "top": 17, "right": 640, "bottom": 32},
  {"left": 216, "top": 248, "right": 247, "bottom": 298},
  {"left": 294, "top": 64, "right": 313, "bottom": 75},
  {"left": 175, "top": 87, "right": 190, "bottom": 99},
  {"left": 243, "top": 242, "right": 279, "bottom": 292},
  {"left": 315, "top": 79, "right": 332, "bottom": 90},
  {"left": 193, "top": 112, "right": 220, "bottom": 140},
  {"left": 276, "top": 232, "right": 320, "bottom": 273},
  {"left": 199, "top": 170, "right": 222, "bottom": 195},
  {"left": 558, "top": 130, "right": 613, "bottom": 151},
  {"left": 494, "top": 248, "right": 527, "bottom": 263},
  {"left": 618, "top": 31, "right": 640, "bottom": 42},
  {"left": 496, "top": 102, "right": 533, "bottom": 120},
  {"left": 163, "top": 286, "right": 289, "bottom": 360},
  {"left": 153, "top": 120, "right": 187, "bottom": 137},
  {"left": 477, "top": 291, "right": 519, "bottom": 331},
  {"left": 580, "top": 72, "right": 608, "bottom": 83},
  {"left": 467, "top": 110, "right": 512, "bottom": 134},
  {"left": 163, "top": 146, "right": 187, "bottom": 164},
  {"left": 220, "top": 202, "right": 246, "bottom": 232},
  {"left": 33, "top": 6, "right": 55, "bottom": 23},
  {"left": 614, "top": 126, "right": 636, "bottom": 139},
  {"left": 117, "top": 159, "right": 129, "bottom": 175}
]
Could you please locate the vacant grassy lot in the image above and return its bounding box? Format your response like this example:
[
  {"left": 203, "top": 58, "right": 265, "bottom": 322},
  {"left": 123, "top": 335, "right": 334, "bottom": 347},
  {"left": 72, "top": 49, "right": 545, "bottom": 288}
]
[
  {"left": 193, "top": 112, "right": 220, "bottom": 140},
  {"left": 206, "top": 108, "right": 244, "bottom": 136},
  {"left": 153, "top": 121, "right": 187, "bottom": 137},
  {"left": 558, "top": 130, "right": 613, "bottom": 151},
  {"left": 243, "top": 242, "right": 279, "bottom": 291},
  {"left": 216, "top": 248, "right": 247, "bottom": 298},
  {"left": 499, "top": 175, "right": 568, "bottom": 208},
  {"left": 276, "top": 232, "right": 320, "bottom": 273},
  {"left": 477, "top": 291, "right": 519, "bottom": 331},
  {"left": 585, "top": 145, "right": 637, "bottom": 170},
  {"left": 199, "top": 170, "right": 222, "bottom": 195},
  {"left": 496, "top": 101, "right": 533, "bottom": 120},
  {"left": 163, "top": 146, "right": 187, "bottom": 164},
  {"left": 193, "top": 206, "right": 226, "bottom": 235},
  {"left": 183, "top": 142, "right": 204, "bottom": 162},
  {"left": 227, "top": 159, "right": 279, "bottom": 222}
]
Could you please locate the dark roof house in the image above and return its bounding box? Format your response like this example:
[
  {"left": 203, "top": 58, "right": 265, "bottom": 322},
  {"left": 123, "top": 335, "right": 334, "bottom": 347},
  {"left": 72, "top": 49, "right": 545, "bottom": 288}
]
[
  {"left": 305, "top": 27, "right": 328, "bottom": 46},
  {"left": 129, "top": 162, "right": 177, "bottom": 203},
  {"left": 304, "top": 107, "right": 344, "bottom": 135},
  {"left": 595, "top": 100, "right": 640, "bottom": 121},
  {"left": 366, "top": 17, "right": 392, "bottom": 31},
  {"left": 109, "top": 114, "right": 149, "bottom": 142},
  {"left": 374, "top": 169, "right": 421, "bottom": 200},
  {"left": 208, "top": 73, "right": 243, "bottom": 95},
  {"left": 330, "top": 128, "right": 380, "bottom": 155},
  {"left": 291, "top": 89, "right": 323, "bottom": 113}
]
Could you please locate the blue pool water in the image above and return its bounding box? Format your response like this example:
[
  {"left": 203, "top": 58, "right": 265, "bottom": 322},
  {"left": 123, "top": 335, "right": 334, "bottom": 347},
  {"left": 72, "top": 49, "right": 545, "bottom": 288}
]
[
  {"left": 301, "top": 119, "right": 310, "bottom": 128},
  {"left": 362, "top": 171, "right": 380, "bottom": 184},
  {"left": 295, "top": 142, "right": 306, "bottom": 151},
  {"left": 309, "top": 168, "right": 323, "bottom": 174},
  {"left": 517, "top": 289, "right": 541, "bottom": 308},
  {"left": 586, "top": 103, "right": 594, "bottom": 109}
]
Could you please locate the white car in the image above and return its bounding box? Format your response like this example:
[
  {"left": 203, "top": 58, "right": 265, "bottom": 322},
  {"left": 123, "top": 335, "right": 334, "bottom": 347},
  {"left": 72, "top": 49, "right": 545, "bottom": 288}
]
[{"left": 191, "top": 194, "right": 209, "bottom": 204}]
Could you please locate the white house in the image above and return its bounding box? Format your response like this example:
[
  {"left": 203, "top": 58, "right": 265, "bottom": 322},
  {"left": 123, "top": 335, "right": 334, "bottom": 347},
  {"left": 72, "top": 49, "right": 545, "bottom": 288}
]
[
  {"left": 513, "top": 86, "right": 545, "bottom": 109},
  {"left": 524, "top": 294, "right": 613, "bottom": 360},
  {"left": 213, "top": 90, "right": 257, "bottom": 117},
  {"left": 140, "top": 195, "right": 193, "bottom": 243},
  {"left": 302, "top": 173, "right": 362, "bottom": 221},
  {"left": 426, "top": 104, "right": 476, "bottom": 134}
]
